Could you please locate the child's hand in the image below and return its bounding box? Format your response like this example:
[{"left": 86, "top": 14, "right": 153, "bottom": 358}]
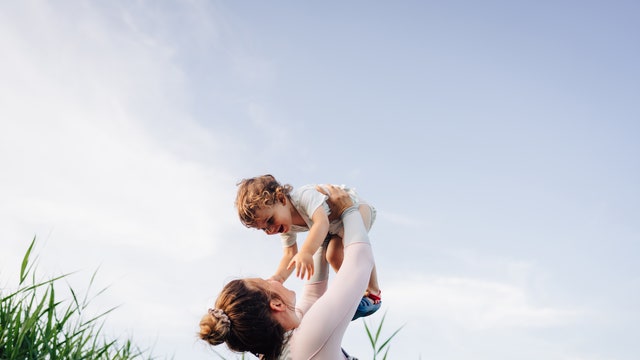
[{"left": 287, "top": 252, "right": 314, "bottom": 280}]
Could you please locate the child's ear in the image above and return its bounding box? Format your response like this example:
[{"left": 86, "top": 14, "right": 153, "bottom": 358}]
[{"left": 277, "top": 193, "right": 287, "bottom": 205}]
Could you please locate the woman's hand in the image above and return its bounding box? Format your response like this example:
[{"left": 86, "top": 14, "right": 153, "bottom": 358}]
[
  {"left": 316, "top": 185, "right": 354, "bottom": 220},
  {"left": 268, "top": 274, "right": 286, "bottom": 283}
]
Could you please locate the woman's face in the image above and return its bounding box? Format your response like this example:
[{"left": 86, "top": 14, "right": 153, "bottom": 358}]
[
  {"left": 267, "top": 279, "right": 296, "bottom": 306},
  {"left": 247, "top": 278, "right": 300, "bottom": 330}
]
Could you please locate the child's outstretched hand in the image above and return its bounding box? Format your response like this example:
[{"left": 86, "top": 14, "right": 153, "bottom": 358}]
[{"left": 287, "top": 252, "right": 314, "bottom": 280}]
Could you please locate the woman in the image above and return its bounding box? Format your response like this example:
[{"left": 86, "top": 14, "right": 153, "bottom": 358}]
[{"left": 199, "top": 185, "right": 375, "bottom": 359}]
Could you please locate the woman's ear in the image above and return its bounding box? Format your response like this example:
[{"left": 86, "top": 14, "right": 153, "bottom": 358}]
[{"left": 270, "top": 298, "right": 285, "bottom": 312}]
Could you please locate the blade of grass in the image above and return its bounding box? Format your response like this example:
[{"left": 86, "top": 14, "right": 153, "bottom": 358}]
[
  {"left": 376, "top": 325, "right": 404, "bottom": 354},
  {"left": 361, "top": 311, "right": 404, "bottom": 360},
  {"left": 19, "top": 237, "right": 36, "bottom": 285}
]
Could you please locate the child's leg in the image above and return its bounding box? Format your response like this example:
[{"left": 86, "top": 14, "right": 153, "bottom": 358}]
[
  {"left": 326, "top": 235, "right": 344, "bottom": 273},
  {"left": 366, "top": 265, "right": 381, "bottom": 303}
]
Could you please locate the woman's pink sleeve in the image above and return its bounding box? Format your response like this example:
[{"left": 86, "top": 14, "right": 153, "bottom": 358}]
[{"left": 290, "top": 209, "right": 374, "bottom": 359}]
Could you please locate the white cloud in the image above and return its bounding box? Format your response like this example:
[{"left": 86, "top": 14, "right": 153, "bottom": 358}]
[
  {"left": 0, "top": 3, "right": 240, "bottom": 358},
  {"left": 384, "top": 273, "right": 580, "bottom": 331},
  {"left": 0, "top": 1, "right": 235, "bottom": 257},
  {"left": 379, "top": 209, "right": 427, "bottom": 228}
]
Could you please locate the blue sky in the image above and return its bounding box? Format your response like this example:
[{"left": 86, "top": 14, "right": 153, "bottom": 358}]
[{"left": 1, "top": 1, "right": 638, "bottom": 359}]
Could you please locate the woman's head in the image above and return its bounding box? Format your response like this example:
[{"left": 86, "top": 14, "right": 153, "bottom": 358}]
[
  {"left": 235, "top": 174, "right": 293, "bottom": 229},
  {"left": 198, "top": 278, "right": 295, "bottom": 359}
]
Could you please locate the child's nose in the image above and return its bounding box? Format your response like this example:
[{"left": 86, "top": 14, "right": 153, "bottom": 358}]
[{"left": 264, "top": 226, "right": 277, "bottom": 235}]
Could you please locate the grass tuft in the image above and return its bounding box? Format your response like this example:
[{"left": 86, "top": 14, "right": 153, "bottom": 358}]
[
  {"left": 0, "top": 237, "right": 158, "bottom": 359},
  {"left": 363, "top": 311, "right": 404, "bottom": 360}
]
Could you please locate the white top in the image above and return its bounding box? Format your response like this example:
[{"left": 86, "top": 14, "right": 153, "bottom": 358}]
[{"left": 280, "top": 184, "right": 364, "bottom": 247}]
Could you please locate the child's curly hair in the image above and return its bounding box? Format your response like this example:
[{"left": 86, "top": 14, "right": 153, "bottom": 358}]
[{"left": 235, "top": 174, "right": 293, "bottom": 228}]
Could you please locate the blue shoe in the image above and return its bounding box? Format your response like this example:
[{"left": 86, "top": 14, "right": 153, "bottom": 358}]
[{"left": 352, "top": 296, "right": 381, "bottom": 320}]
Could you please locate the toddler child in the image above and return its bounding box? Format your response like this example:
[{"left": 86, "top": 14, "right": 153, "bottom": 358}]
[{"left": 235, "top": 174, "right": 382, "bottom": 320}]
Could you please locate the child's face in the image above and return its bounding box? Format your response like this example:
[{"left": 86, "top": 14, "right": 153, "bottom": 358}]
[{"left": 253, "top": 201, "right": 292, "bottom": 235}]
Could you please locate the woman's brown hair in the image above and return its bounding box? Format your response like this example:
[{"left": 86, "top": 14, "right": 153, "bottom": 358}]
[{"left": 198, "top": 279, "right": 286, "bottom": 359}]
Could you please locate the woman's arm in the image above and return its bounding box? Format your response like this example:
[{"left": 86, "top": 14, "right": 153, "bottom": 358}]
[{"left": 290, "top": 185, "right": 374, "bottom": 359}]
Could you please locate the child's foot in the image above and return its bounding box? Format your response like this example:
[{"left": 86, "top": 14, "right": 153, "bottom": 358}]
[
  {"left": 352, "top": 296, "right": 381, "bottom": 321},
  {"left": 366, "top": 289, "right": 382, "bottom": 304}
]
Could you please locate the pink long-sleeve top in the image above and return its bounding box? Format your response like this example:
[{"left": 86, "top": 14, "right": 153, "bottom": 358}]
[{"left": 285, "top": 208, "right": 374, "bottom": 359}]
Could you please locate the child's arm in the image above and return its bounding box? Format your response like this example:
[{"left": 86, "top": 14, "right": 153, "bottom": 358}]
[
  {"left": 270, "top": 243, "right": 298, "bottom": 283},
  {"left": 287, "top": 206, "right": 330, "bottom": 280}
]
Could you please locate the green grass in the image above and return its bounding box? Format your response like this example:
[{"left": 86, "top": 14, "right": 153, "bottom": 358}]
[
  {"left": 0, "top": 237, "right": 157, "bottom": 359},
  {"left": 363, "top": 312, "right": 404, "bottom": 360}
]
